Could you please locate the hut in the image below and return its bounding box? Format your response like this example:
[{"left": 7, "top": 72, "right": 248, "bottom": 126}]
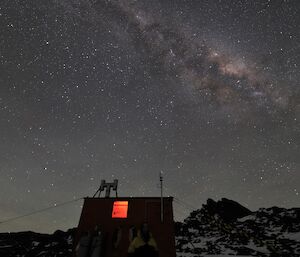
[{"left": 73, "top": 180, "right": 176, "bottom": 257}]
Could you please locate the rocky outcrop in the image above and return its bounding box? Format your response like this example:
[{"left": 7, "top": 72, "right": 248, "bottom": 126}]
[
  {"left": 204, "top": 198, "right": 253, "bottom": 222},
  {"left": 0, "top": 229, "right": 75, "bottom": 257},
  {"left": 176, "top": 199, "right": 300, "bottom": 257}
]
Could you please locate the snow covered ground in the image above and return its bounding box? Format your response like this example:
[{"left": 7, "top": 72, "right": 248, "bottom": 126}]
[
  {"left": 179, "top": 255, "right": 253, "bottom": 257},
  {"left": 176, "top": 198, "right": 300, "bottom": 257}
]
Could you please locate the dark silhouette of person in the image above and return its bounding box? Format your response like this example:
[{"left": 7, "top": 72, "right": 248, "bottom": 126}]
[
  {"left": 90, "top": 228, "right": 104, "bottom": 257},
  {"left": 129, "top": 225, "right": 137, "bottom": 243},
  {"left": 128, "top": 223, "right": 158, "bottom": 257},
  {"left": 76, "top": 231, "right": 92, "bottom": 257}
]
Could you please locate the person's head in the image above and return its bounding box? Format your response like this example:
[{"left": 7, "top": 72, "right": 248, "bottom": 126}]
[
  {"left": 141, "top": 223, "right": 149, "bottom": 234},
  {"left": 129, "top": 225, "right": 137, "bottom": 242},
  {"left": 81, "top": 231, "right": 88, "bottom": 237},
  {"left": 140, "top": 223, "right": 150, "bottom": 242}
]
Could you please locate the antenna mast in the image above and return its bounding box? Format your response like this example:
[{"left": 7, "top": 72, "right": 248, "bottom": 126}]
[
  {"left": 93, "top": 179, "right": 118, "bottom": 198},
  {"left": 160, "top": 171, "right": 164, "bottom": 223}
]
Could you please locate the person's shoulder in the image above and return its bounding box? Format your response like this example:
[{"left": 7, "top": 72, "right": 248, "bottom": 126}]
[
  {"left": 149, "top": 233, "right": 156, "bottom": 241},
  {"left": 148, "top": 237, "right": 158, "bottom": 249},
  {"left": 131, "top": 235, "right": 144, "bottom": 245}
]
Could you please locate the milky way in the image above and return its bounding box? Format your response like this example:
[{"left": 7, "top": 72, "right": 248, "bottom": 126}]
[
  {"left": 0, "top": 0, "right": 299, "bottom": 232},
  {"left": 89, "top": 0, "right": 299, "bottom": 125}
]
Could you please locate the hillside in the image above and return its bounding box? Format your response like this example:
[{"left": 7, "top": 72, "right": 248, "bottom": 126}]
[
  {"left": 0, "top": 229, "right": 75, "bottom": 257},
  {"left": 0, "top": 199, "right": 299, "bottom": 256},
  {"left": 176, "top": 198, "right": 300, "bottom": 257}
]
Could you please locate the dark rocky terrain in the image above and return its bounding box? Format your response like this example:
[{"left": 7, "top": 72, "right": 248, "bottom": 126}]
[
  {"left": 0, "top": 229, "right": 75, "bottom": 257},
  {"left": 0, "top": 199, "right": 299, "bottom": 257},
  {"left": 175, "top": 198, "right": 300, "bottom": 257}
]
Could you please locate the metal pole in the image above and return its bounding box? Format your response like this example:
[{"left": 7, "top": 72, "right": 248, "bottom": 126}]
[{"left": 160, "top": 171, "right": 164, "bottom": 223}]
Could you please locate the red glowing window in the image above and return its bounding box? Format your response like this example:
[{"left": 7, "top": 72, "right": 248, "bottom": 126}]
[{"left": 112, "top": 201, "right": 128, "bottom": 218}]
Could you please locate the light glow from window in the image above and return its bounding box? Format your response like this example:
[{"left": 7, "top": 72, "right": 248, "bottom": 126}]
[{"left": 112, "top": 201, "right": 128, "bottom": 218}]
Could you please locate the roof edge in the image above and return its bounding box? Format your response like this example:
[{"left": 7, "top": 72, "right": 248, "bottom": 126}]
[{"left": 84, "top": 196, "right": 174, "bottom": 200}]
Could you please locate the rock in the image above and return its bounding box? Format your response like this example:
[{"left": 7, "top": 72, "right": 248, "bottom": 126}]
[{"left": 203, "top": 198, "right": 253, "bottom": 222}]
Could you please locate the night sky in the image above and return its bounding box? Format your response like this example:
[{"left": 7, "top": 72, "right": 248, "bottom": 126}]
[{"left": 0, "top": 0, "right": 299, "bottom": 232}]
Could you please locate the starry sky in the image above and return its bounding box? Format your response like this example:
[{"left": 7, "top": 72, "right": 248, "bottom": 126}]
[{"left": 0, "top": 0, "right": 299, "bottom": 233}]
